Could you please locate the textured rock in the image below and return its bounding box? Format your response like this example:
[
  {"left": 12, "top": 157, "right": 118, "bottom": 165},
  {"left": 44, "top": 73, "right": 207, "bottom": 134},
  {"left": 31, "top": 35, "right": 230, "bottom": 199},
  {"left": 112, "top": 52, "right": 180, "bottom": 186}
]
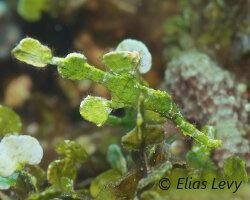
[{"left": 162, "top": 51, "right": 250, "bottom": 170}]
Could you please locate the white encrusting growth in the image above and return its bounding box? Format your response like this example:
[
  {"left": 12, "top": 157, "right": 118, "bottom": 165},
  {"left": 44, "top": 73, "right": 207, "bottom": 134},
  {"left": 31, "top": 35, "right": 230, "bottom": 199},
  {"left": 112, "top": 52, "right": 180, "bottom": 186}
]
[
  {"left": 116, "top": 39, "right": 152, "bottom": 74},
  {"left": 0, "top": 135, "right": 43, "bottom": 177}
]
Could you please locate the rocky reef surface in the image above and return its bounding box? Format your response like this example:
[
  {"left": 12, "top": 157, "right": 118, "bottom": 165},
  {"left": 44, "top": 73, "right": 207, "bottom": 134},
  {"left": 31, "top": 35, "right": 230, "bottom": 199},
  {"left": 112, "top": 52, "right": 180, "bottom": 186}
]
[{"left": 162, "top": 51, "right": 250, "bottom": 171}]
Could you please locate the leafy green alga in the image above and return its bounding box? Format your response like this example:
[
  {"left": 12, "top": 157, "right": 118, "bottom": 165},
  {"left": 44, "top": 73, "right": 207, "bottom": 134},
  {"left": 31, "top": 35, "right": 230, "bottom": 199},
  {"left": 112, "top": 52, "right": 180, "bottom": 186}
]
[
  {"left": 18, "top": 0, "right": 48, "bottom": 22},
  {"left": 95, "top": 170, "right": 140, "bottom": 200},
  {"left": 107, "top": 144, "right": 127, "bottom": 175},
  {"left": 90, "top": 169, "right": 121, "bottom": 198},
  {"left": 0, "top": 105, "right": 22, "bottom": 137},
  {"left": 122, "top": 125, "right": 165, "bottom": 151},
  {"left": 15, "top": 170, "right": 40, "bottom": 199},
  {"left": 80, "top": 96, "right": 112, "bottom": 127},
  {"left": 47, "top": 140, "right": 88, "bottom": 184},
  {"left": 12, "top": 38, "right": 52, "bottom": 67},
  {"left": 11, "top": 37, "right": 221, "bottom": 149},
  {"left": 103, "top": 51, "right": 140, "bottom": 74},
  {"left": 223, "top": 156, "right": 248, "bottom": 183},
  {"left": 186, "top": 125, "right": 217, "bottom": 171},
  {"left": 137, "top": 160, "right": 172, "bottom": 190},
  {"left": 55, "top": 140, "right": 88, "bottom": 164}
]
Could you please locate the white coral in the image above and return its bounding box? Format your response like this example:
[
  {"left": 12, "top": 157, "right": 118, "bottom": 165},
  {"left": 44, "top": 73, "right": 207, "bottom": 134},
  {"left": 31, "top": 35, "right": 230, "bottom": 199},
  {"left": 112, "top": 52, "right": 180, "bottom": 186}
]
[{"left": 0, "top": 135, "right": 43, "bottom": 177}]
